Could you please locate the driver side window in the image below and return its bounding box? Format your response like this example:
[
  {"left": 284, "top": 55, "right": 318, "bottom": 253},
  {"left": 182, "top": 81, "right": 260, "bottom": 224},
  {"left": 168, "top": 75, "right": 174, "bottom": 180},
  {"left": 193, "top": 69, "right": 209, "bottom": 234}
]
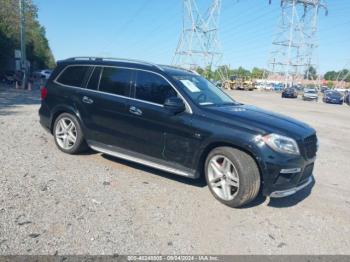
[{"left": 135, "top": 71, "right": 177, "bottom": 105}]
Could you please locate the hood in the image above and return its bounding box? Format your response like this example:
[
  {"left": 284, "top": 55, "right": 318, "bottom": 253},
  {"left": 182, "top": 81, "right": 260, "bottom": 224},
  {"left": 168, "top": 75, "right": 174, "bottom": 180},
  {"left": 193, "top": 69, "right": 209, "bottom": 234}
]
[
  {"left": 326, "top": 94, "right": 342, "bottom": 99},
  {"left": 203, "top": 104, "right": 315, "bottom": 139},
  {"left": 304, "top": 93, "right": 318, "bottom": 97}
]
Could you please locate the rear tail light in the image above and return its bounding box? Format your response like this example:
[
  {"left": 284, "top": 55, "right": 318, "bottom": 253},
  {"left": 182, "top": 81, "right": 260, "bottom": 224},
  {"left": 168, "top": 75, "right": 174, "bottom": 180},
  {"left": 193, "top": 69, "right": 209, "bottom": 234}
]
[{"left": 41, "top": 87, "right": 48, "bottom": 100}]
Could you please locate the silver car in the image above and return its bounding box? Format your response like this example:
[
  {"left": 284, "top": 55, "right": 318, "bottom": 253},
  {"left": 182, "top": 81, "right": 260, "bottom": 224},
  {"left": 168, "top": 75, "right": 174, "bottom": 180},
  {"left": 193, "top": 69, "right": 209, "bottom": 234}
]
[{"left": 303, "top": 88, "right": 319, "bottom": 101}]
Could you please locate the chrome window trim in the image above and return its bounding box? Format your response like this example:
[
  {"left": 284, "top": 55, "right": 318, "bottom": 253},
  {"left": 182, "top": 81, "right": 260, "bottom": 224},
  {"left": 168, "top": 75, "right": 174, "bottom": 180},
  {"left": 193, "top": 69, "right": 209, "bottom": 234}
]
[
  {"left": 54, "top": 64, "right": 91, "bottom": 88},
  {"left": 54, "top": 64, "right": 193, "bottom": 114}
]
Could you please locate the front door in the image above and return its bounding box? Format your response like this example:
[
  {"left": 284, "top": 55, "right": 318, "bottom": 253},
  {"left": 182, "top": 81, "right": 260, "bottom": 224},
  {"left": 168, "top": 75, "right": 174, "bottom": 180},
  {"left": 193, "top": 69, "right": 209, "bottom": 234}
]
[{"left": 125, "top": 70, "right": 200, "bottom": 172}]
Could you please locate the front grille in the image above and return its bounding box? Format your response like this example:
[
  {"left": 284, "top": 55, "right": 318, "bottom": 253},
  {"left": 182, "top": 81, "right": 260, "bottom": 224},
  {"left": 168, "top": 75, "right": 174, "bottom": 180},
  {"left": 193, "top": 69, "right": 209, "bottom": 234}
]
[{"left": 303, "top": 134, "right": 317, "bottom": 159}]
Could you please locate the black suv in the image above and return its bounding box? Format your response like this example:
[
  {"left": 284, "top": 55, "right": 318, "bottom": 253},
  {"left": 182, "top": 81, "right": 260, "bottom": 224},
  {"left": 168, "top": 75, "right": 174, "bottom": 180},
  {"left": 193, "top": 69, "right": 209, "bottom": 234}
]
[{"left": 39, "top": 57, "right": 317, "bottom": 207}]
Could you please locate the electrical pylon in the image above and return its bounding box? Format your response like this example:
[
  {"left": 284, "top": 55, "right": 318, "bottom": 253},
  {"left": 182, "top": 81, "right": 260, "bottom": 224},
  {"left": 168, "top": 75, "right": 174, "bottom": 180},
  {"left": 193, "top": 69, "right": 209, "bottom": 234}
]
[
  {"left": 267, "top": 0, "right": 327, "bottom": 87},
  {"left": 172, "top": 0, "right": 223, "bottom": 76}
]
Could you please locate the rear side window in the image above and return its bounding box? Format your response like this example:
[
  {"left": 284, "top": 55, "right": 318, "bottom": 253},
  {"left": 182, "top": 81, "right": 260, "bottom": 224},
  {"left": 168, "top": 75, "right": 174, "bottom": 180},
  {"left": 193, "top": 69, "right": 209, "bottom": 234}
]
[
  {"left": 87, "top": 67, "right": 102, "bottom": 90},
  {"left": 99, "top": 67, "right": 132, "bottom": 96},
  {"left": 56, "top": 66, "right": 90, "bottom": 87},
  {"left": 135, "top": 71, "right": 177, "bottom": 104}
]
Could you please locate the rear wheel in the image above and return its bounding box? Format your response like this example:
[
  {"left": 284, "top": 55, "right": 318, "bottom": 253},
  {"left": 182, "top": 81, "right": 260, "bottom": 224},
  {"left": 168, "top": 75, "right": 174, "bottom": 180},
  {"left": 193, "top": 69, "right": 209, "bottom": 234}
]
[
  {"left": 53, "top": 113, "right": 86, "bottom": 154},
  {"left": 205, "top": 147, "right": 260, "bottom": 208}
]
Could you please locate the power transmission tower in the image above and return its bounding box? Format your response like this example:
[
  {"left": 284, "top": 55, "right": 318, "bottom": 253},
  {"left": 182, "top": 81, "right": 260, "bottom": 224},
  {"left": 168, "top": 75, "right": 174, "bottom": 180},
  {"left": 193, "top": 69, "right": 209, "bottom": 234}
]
[
  {"left": 267, "top": 0, "right": 327, "bottom": 87},
  {"left": 172, "top": 0, "right": 223, "bottom": 78}
]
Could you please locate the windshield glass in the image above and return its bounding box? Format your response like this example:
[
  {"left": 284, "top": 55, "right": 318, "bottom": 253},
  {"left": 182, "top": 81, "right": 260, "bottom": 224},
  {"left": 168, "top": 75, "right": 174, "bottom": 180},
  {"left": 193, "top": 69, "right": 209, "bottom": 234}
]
[
  {"left": 327, "top": 91, "right": 341, "bottom": 97},
  {"left": 172, "top": 74, "right": 239, "bottom": 106},
  {"left": 305, "top": 90, "right": 316, "bottom": 94}
]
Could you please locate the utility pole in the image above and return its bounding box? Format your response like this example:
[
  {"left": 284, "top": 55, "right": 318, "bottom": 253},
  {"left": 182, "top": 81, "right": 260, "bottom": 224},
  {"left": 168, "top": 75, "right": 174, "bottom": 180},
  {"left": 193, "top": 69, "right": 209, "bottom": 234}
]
[
  {"left": 267, "top": 0, "right": 327, "bottom": 88},
  {"left": 172, "top": 0, "right": 224, "bottom": 80},
  {"left": 19, "top": 0, "right": 27, "bottom": 88}
]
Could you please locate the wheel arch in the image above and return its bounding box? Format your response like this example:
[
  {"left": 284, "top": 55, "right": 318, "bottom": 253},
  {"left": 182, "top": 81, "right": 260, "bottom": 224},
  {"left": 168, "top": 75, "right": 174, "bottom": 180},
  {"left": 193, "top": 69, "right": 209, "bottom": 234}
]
[
  {"left": 196, "top": 140, "right": 264, "bottom": 183},
  {"left": 50, "top": 105, "right": 84, "bottom": 133}
]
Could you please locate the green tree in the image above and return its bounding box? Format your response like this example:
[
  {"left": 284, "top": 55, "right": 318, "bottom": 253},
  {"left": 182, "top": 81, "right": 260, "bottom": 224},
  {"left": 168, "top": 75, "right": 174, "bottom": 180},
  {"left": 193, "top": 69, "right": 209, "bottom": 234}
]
[
  {"left": 251, "top": 67, "right": 264, "bottom": 79},
  {"left": 304, "top": 66, "right": 317, "bottom": 80},
  {"left": 324, "top": 71, "right": 337, "bottom": 81},
  {"left": 0, "top": 0, "right": 55, "bottom": 72}
]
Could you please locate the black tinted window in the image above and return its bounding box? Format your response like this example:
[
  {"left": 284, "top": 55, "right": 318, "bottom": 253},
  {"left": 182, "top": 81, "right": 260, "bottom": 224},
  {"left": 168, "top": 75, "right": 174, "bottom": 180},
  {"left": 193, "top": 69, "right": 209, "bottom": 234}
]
[
  {"left": 57, "top": 66, "right": 89, "bottom": 87},
  {"left": 87, "top": 67, "right": 101, "bottom": 90},
  {"left": 99, "top": 67, "right": 132, "bottom": 96},
  {"left": 135, "top": 71, "right": 177, "bottom": 104}
]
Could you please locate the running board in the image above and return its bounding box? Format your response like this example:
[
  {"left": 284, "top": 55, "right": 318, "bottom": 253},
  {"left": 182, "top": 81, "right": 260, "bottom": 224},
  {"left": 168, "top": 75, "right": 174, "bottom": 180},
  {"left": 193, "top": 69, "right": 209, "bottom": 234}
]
[{"left": 89, "top": 143, "right": 195, "bottom": 178}]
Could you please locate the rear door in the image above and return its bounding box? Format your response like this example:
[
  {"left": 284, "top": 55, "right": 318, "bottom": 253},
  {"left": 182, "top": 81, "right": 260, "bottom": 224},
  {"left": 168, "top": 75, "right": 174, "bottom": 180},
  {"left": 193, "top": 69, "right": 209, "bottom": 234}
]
[{"left": 80, "top": 66, "right": 135, "bottom": 148}]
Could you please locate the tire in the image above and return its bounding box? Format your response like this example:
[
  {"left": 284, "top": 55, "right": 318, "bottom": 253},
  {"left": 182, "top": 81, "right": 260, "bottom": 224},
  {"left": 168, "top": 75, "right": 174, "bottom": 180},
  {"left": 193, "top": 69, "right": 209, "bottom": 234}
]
[
  {"left": 53, "top": 113, "right": 87, "bottom": 154},
  {"left": 204, "top": 147, "right": 261, "bottom": 208}
]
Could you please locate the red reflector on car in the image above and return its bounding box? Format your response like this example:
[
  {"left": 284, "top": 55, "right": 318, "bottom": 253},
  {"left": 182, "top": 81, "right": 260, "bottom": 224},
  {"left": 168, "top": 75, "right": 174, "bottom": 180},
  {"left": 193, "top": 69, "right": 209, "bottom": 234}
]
[{"left": 41, "top": 87, "right": 48, "bottom": 100}]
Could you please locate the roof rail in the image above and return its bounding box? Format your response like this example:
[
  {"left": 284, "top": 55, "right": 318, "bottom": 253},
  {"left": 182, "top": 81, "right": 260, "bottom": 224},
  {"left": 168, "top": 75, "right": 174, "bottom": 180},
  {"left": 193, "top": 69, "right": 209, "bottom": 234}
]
[
  {"left": 64, "top": 57, "right": 164, "bottom": 71},
  {"left": 159, "top": 64, "right": 199, "bottom": 75}
]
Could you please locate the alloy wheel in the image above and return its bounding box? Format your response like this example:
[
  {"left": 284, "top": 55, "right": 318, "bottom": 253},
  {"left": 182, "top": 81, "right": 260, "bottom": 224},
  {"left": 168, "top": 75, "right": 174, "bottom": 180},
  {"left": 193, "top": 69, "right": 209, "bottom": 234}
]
[
  {"left": 207, "top": 155, "right": 240, "bottom": 201},
  {"left": 55, "top": 117, "right": 77, "bottom": 150}
]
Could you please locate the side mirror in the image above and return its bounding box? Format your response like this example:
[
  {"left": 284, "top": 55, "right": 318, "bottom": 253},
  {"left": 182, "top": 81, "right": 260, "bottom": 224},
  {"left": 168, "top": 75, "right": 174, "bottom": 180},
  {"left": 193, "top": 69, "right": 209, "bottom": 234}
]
[{"left": 164, "top": 97, "right": 186, "bottom": 114}]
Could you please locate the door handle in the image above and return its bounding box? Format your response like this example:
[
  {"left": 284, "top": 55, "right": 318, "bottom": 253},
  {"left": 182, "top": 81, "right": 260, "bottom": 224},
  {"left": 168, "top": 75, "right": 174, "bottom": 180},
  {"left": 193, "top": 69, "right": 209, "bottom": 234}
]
[
  {"left": 82, "top": 96, "right": 94, "bottom": 104},
  {"left": 129, "top": 106, "right": 142, "bottom": 116}
]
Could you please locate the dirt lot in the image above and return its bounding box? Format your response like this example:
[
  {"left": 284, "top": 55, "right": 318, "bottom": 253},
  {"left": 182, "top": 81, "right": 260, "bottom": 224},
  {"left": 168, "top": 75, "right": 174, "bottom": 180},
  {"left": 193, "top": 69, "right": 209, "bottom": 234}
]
[{"left": 0, "top": 87, "right": 349, "bottom": 255}]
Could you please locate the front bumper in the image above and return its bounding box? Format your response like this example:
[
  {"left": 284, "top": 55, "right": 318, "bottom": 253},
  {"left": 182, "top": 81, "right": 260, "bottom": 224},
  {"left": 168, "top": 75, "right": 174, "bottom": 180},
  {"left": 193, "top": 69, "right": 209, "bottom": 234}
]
[
  {"left": 303, "top": 96, "right": 318, "bottom": 101},
  {"left": 256, "top": 138, "right": 317, "bottom": 197},
  {"left": 324, "top": 98, "right": 343, "bottom": 104},
  {"left": 269, "top": 176, "right": 313, "bottom": 198}
]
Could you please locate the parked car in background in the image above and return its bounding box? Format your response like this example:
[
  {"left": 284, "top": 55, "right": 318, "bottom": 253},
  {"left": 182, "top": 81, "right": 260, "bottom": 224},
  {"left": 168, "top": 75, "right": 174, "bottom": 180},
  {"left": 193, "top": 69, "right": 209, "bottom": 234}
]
[
  {"left": 282, "top": 87, "right": 298, "bottom": 98},
  {"left": 215, "top": 80, "right": 222, "bottom": 88},
  {"left": 273, "top": 83, "right": 284, "bottom": 91},
  {"left": 39, "top": 69, "right": 53, "bottom": 79},
  {"left": 302, "top": 88, "right": 318, "bottom": 101},
  {"left": 39, "top": 57, "right": 318, "bottom": 208},
  {"left": 344, "top": 92, "right": 350, "bottom": 106},
  {"left": 0, "top": 71, "right": 15, "bottom": 85},
  {"left": 320, "top": 86, "right": 329, "bottom": 93},
  {"left": 323, "top": 90, "right": 344, "bottom": 105}
]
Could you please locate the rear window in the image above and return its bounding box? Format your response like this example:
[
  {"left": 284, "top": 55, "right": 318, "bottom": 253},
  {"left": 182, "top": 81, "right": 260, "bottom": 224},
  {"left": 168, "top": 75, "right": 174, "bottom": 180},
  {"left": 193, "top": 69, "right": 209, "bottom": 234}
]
[{"left": 56, "top": 66, "right": 90, "bottom": 87}]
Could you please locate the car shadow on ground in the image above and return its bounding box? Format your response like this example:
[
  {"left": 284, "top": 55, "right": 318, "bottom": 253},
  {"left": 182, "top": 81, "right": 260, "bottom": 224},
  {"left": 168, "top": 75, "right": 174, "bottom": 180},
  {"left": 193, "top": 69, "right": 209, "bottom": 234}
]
[
  {"left": 0, "top": 86, "right": 40, "bottom": 116},
  {"left": 101, "top": 154, "right": 207, "bottom": 188},
  {"left": 98, "top": 152, "right": 316, "bottom": 206},
  {"left": 267, "top": 178, "right": 315, "bottom": 208}
]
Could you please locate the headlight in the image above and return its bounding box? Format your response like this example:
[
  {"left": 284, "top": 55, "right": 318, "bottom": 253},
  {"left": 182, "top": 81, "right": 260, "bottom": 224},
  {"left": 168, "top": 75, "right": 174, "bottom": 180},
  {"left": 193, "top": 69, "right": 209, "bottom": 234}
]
[{"left": 261, "top": 133, "right": 300, "bottom": 155}]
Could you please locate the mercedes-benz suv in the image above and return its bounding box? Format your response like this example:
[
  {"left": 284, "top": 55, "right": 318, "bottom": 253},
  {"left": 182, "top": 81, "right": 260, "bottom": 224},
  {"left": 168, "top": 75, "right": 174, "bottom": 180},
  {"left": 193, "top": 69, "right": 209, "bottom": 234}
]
[{"left": 39, "top": 57, "right": 317, "bottom": 207}]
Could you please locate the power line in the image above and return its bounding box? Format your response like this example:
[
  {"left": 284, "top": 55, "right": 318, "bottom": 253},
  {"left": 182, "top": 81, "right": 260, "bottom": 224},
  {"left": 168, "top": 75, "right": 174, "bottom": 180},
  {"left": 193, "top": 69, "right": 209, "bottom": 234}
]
[{"left": 99, "top": 0, "right": 150, "bottom": 54}]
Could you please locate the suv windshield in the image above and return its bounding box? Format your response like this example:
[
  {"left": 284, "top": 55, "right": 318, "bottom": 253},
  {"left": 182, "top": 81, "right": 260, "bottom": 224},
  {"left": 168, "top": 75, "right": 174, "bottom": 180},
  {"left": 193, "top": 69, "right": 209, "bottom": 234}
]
[{"left": 172, "top": 74, "right": 239, "bottom": 106}]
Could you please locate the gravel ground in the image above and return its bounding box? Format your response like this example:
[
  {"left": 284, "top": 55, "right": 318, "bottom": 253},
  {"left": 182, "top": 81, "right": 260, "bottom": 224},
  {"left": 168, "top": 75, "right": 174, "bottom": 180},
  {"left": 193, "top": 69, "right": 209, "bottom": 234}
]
[{"left": 0, "top": 86, "right": 349, "bottom": 255}]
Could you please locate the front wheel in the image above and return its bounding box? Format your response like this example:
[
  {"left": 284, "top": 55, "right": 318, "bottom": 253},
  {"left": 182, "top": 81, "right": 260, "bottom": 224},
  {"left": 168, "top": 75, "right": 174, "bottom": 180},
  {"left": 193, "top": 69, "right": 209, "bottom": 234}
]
[{"left": 205, "top": 147, "right": 261, "bottom": 208}]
